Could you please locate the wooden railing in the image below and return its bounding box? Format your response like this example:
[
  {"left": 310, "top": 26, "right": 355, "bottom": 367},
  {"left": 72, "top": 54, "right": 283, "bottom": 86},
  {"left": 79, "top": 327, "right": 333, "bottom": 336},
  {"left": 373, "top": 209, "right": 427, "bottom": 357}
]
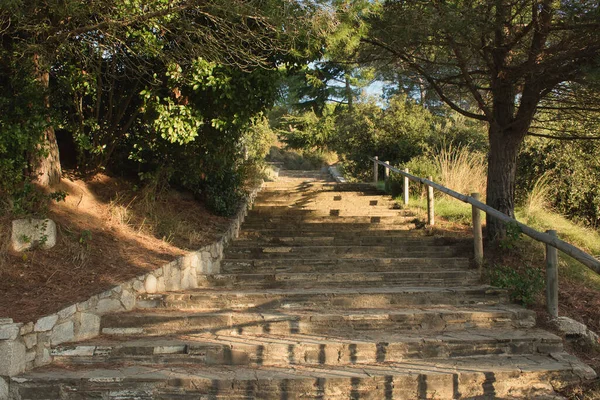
[{"left": 370, "top": 157, "right": 600, "bottom": 318}]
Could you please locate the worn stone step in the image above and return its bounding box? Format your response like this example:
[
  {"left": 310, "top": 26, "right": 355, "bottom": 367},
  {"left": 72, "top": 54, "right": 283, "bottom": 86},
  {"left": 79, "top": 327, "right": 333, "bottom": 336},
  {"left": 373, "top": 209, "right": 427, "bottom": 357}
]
[
  {"left": 241, "top": 218, "right": 416, "bottom": 230},
  {"left": 103, "top": 306, "right": 534, "bottom": 336},
  {"left": 231, "top": 235, "right": 460, "bottom": 247},
  {"left": 220, "top": 256, "right": 471, "bottom": 273},
  {"left": 221, "top": 258, "right": 471, "bottom": 274},
  {"left": 239, "top": 229, "right": 428, "bottom": 238},
  {"left": 223, "top": 245, "right": 470, "bottom": 259},
  {"left": 250, "top": 204, "right": 406, "bottom": 210},
  {"left": 51, "top": 329, "right": 563, "bottom": 368},
  {"left": 194, "top": 271, "right": 480, "bottom": 289},
  {"left": 11, "top": 353, "right": 595, "bottom": 399},
  {"left": 136, "top": 286, "right": 511, "bottom": 311}
]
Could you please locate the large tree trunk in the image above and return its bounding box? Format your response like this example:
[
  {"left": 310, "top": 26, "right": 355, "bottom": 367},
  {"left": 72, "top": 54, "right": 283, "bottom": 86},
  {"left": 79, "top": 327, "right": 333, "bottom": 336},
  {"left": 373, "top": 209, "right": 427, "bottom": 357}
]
[
  {"left": 31, "top": 55, "right": 61, "bottom": 187},
  {"left": 485, "top": 123, "right": 524, "bottom": 240},
  {"left": 32, "top": 125, "right": 62, "bottom": 186},
  {"left": 345, "top": 74, "right": 353, "bottom": 112}
]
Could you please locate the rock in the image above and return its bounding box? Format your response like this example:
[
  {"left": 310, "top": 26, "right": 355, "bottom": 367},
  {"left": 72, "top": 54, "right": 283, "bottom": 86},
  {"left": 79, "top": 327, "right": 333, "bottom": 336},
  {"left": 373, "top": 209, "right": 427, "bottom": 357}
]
[
  {"left": 74, "top": 313, "right": 100, "bottom": 340},
  {"left": 35, "top": 348, "right": 52, "bottom": 367},
  {"left": 165, "top": 267, "right": 181, "bottom": 291},
  {"left": 19, "top": 322, "right": 33, "bottom": 336},
  {"left": 50, "top": 321, "right": 74, "bottom": 346},
  {"left": 23, "top": 334, "right": 37, "bottom": 349},
  {"left": 11, "top": 218, "right": 57, "bottom": 252},
  {"left": 120, "top": 290, "right": 136, "bottom": 311},
  {"left": 0, "top": 340, "right": 26, "bottom": 376},
  {"left": 156, "top": 277, "right": 166, "bottom": 292},
  {"left": 57, "top": 305, "right": 77, "bottom": 320},
  {"left": 95, "top": 299, "right": 122, "bottom": 314},
  {"left": 552, "top": 316, "right": 600, "bottom": 346},
  {"left": 144, "top": 275, "right": 158, "bottom": 294},
  {"left": 0, "top": 376, "right": 8, "bottom": 400},
  {"left": 0, "top": 322, "right": 21, "bottom": 341},
  {"left": 132, "top": 279, "right": 144, "bottom": 293},
  {"left": 25, "top": 350, "right": 36, "bottom": 363},
  {"left": 34, "top": 314, "right": 58, "bottom": 332}
]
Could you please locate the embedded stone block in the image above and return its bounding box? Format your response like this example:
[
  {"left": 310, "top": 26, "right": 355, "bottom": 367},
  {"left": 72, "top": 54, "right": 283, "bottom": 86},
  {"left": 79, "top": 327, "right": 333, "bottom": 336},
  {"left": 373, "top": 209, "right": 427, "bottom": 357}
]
[
  {"left": 50, "top": 321, "right": 74, "bottom": 346},
  {"left": 11, "top": 218, "right": 57, "bottom": 251},
  {"left": 74, "top": 313, "right": 100, "bottom": 341},
  {"left": 0, "top": 340, "right": 26, "bottom": 376},
  {"left": 34, "top": 314, "right": 58, "bottom": 333}
]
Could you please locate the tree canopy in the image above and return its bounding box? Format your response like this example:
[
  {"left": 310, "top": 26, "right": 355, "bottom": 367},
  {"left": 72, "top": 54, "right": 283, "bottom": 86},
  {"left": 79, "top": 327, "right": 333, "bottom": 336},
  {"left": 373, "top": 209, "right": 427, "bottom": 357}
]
[{"left": 360, "top": 0, "right": 600, "bottom": 237}]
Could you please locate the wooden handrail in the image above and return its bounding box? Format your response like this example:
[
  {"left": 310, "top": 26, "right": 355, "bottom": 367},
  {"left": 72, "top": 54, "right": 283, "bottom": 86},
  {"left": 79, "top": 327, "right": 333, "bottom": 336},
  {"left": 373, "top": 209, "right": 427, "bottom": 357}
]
[{"left": 369, "top": 157, "right": 600, "bottom": 274}]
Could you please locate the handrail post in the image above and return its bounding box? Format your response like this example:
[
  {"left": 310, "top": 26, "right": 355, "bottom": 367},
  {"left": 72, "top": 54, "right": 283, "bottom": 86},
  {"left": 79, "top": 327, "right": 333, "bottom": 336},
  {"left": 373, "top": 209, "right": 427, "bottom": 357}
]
[
  {"left": 384, "top": 161, "right": 390, "bottom": 184},
  {"left": 403, "top": 168, "right": 409, "bottom": 206},
  {"left": 471, "top": 192, "right": 484, "bottom": 267},
  {"left": 373, "top": 156, "right": 378, "bottom": 185},
  {"left": 427, "top": 176, "right": 434, "bottom": 226},
  {"left": 546, "top": 230, "right": 559, "bottom": 318}
]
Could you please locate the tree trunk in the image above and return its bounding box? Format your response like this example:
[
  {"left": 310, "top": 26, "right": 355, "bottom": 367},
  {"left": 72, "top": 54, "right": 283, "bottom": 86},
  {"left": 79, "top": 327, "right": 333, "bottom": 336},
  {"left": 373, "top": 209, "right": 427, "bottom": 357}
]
[
  {"left": 345, "top": 74, "right": 353, "bottom": 112},
  {"left": 33, "top": 125, "right": 62, "bottom": 186},
  {"left": 485, "top": 123, "right": 523, "bottom": 240},
  {"left": 31, "top": 55, "right": 61, "bottom": 187}
]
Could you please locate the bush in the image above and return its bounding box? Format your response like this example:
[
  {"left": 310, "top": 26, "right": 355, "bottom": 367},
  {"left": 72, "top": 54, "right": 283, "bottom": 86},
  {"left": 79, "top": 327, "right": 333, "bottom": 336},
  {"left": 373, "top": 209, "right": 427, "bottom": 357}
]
[
  {"left": 517, "top": 138, "right": 600, "bottom": 228},
  {"left": 334, "top": 96, "right": 434, "bottom": 180},
  {"left": 0, "top": 61, "right": 48, "bottom": 202},
  {"left": 490, "top": 264, "right": 544, "bottom": 306}
]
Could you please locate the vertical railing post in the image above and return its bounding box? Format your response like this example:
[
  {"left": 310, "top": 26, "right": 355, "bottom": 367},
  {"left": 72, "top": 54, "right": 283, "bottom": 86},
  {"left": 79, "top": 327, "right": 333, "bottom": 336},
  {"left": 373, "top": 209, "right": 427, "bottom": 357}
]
[
  {"left": 384, "top": 161, "right": 390, "bottom": 188},
  {"left": 471, "top": 192, "right": 484, "bottom": 268},
  {"left": 427, "top": 176, "right": 434, "bottom": 226},
  {"left": 546, "top": 230, "right": 559, "bottom": 318},
  {"left": 403, "top": 168, "right": 409, "bottom": 206},
  {"left": 373, "top": 156, "right": 378, "bottom": 185}
]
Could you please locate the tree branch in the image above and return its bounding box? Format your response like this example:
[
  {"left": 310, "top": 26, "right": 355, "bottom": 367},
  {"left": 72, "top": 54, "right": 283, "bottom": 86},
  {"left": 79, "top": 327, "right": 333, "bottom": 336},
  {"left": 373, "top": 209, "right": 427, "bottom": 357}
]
[
  {"left": 527, "top": 132, "right": 600, "bottom": 140},
  {"left": 360, "top": 37, "right": 488, "bottom": 121}
]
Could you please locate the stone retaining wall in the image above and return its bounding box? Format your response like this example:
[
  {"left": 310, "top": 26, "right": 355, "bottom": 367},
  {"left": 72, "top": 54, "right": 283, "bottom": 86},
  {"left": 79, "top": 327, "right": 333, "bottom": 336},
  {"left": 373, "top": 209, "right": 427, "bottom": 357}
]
[{"left": 0, "top": 184, "right": 263, "bottom": 396}]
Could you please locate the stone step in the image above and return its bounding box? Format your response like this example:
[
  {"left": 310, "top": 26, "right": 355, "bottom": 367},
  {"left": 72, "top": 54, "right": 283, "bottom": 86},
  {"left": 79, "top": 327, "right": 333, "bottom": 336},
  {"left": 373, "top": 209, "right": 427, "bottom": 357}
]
[
  {"left": 105, "top": 307, "right": 535, "bottom": 336},
  {"left": 223, "top": 245, "right": 470, "bottom": 259},
  {"left": 221, "top": 256, "right": 471, "bottom": 273},
  {"left": 244, "top": 214, "right": 413, "bottom": 223},
  {"left": 239, "top": 229, "right": 429, "bottom": 238},
  {"left": 51, "top": 329, "right": 563, "bottom": 367},
  {"left": 231, "top": 235, "right": 467, "bottom": 247},
  {"left": 241, "top": 223, "right": 418, "bottom": 233},
  {"left": 11, "top": 353, "right": 595, "bottom": 399},
  {"left": 221, "top": 258, "right": 471, "bottom": 274},
  {"left": 241, "top": 217, "right": 416, "bottom": 229},
  {"left": 251, "top": 199, "right": 401, "bottom": 210},
  {"left": 136, "top": 286, "right": 511, "bottom": 311},
  {"left": 194, "top": 271, "right": 480, "bottom": 289}
]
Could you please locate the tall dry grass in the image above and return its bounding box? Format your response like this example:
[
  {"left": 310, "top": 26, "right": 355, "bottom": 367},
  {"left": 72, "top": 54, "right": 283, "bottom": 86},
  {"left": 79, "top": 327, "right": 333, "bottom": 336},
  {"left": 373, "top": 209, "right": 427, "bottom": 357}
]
[
  {"left": 522, "top": 172, "right": 553, "bottom": 217},
  {"left": 432, "top": 144, "right": 487, "bottom": 198}
]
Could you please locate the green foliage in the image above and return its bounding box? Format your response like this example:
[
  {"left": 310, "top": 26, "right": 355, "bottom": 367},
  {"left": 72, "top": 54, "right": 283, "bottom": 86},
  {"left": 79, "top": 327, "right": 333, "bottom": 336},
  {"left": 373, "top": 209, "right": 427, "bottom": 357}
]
[
  {"left": 0, "top": 61, "right": 48, "bottom": 197},
  {"left": 517, "top": 138, "right": 600, "bottom": 228},
  {"left": 279, "top": 108, "right": 337, "bottom": 150},
  {"left": 490, "top": 265, "right": 544, "bottom": 307},
  {"left": 79, "top": 230, "right": 93, "bottom": 250},
  {"left": 8, "top": 182, "right": 67, "bottom": 217},
  {"left": 499, "top": 222, "right": 523, "bottom": 250},
  {"left": 333, "top": 95, "right": 435, "bottom": 179}
]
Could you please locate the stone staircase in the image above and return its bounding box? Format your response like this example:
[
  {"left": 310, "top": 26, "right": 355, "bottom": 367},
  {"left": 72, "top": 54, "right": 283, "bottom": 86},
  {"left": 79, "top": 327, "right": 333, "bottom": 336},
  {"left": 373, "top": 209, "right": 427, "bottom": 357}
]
[{"left": 9, "top": 170, "right": 595, "bottom": 399}]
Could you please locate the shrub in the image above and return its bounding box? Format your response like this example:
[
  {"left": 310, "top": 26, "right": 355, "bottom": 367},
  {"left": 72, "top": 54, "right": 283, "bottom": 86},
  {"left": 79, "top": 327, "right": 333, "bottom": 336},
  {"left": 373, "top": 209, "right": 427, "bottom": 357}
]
[
  {"left": 490, "top": 264, "right": 544, "bottom": 306},
  {"left": 517, "top": 138, "right": 600, "bottom": 228}
]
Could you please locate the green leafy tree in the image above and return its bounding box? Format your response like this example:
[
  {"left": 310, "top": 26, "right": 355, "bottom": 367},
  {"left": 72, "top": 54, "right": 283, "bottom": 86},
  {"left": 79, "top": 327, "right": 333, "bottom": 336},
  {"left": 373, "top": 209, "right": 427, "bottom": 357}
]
[
  {"left": 361, "top": 0, "right": 600, "bottom": 238},
  {"left": 1, "top": 0, "right": 328, "bottom": 188}
]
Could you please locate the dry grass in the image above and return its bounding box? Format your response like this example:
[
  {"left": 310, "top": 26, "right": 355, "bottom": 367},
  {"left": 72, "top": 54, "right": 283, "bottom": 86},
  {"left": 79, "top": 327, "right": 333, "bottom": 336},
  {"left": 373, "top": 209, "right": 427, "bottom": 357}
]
[
  {"left": 522, "top": 172, "right": 553, "bottom": 217},
  {"left": 432, "top": 143, "right": 487, "bottom": 197},
  {"left": 104, "top": 182, "right": 229, "bottom": 250}
]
